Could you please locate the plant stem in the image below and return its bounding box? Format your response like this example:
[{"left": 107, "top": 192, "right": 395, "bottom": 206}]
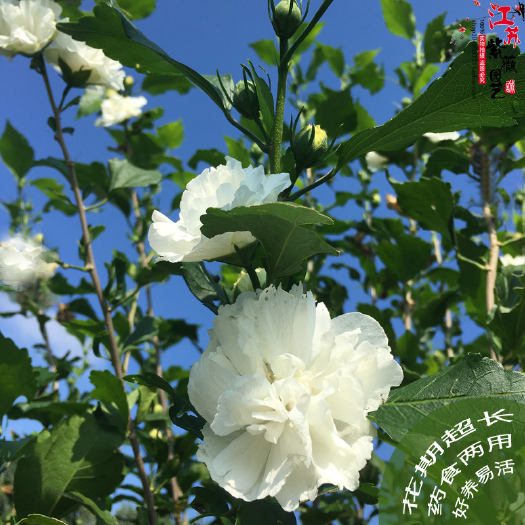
[
  {"left": 474, "top": 144, "right": 500, "bottom": 362},
  {"left": 282, "top": 0, "right": 335, "bottom": 65},
  {"left": 37, "top": 312, "right": 59, "bottom": 392},
  {"left": 38, "top": 57, "right": 158, "bottom": 525},
  {"left": 130, "top": 190, "right": 183, "bottom": 525},
  {"left": 287, "top": 166, "right": 337, "bottom": 200},
  {"left": 432, "top": 233, "right": 454, "bottom": 359},
  {"left": 270, "top": 38, "right": 290, "bottom": 173}
]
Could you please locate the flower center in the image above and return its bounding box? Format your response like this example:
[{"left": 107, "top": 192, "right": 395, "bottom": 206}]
[{"left": 264, "top": 360, "right": 275, "bottom": 383}]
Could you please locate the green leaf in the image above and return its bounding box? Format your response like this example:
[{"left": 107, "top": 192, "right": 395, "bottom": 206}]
[
  {"left": 124, "top": 372, "right": 175, "bottom": 400},
  {"left": 200, "top": 203, "right": 339, "bottom": 283},
  {"left": 7, "top": 401, "right": 91, "bottom": 428},
  {"left": 379, "top": 0, "right": 416, "bottom": 39},
  {"left": 390, "top": 177, "right": 455, "bottom": 242},
  {"left": 249, "top": 39, "right": 278, "bottom": 66},
  {"left": 0, "top": 436, "right": 35, "bottom": 472},
  {"left": 424, "top": 146, "right": 470, "bottom": 178},
  {"left": 110, "top": 0, "right": 156, "bottom": 20},
  {"left": 0, "top": 120, "right": 34, "bottom": 179},
  {"left": 309, "top": 86, "right": 357, "bottom": 136},
  {"left": 48, "top": 273, "right": 95, "bottom": 295},
  {"left": 141, "top": 73, "right": 193, "bottom": 95},
  {"left": 238, "top": 499, "right": 296, "bottom": 525},
  {"left": 157, "top": 120, "right": 184, "bottom": 149},
  {"left": 58, "top": 4, "right": 228, "bottom": 110},
  {"left": 76, "top": 85, "right": 104, "bottom": 119},
  {"left": 414, "top": 63, "right": 440, "bottom": 97},
  {"left": 180, "top": 262, "right": 230, "bottom": 314},
  {"left": 135, "top": 385, "right": 157, "bottom": 424},
  {"left": 56, "top": 491, "right": 118, "bottom": 525},
  {"left": 90, "top": 370, "right": 129, "bottom": 425},
  {"left": 424, "top": 12, "right": 448, "bottom": 63},
  {"left": 224, "top": 137, "right": 251, "bottom": 168},
  {"left": 14, "top": 412, "right": 124, "bottom": 519},
  {"left": 109, "top": 158, "right": 161, "bottom": 190},
  {"left": 19, "top": 515, "right": 68, "bottom": 525},
  {"left": 489, "top": 284, "right": 525, "bottom": 359},
  {"left": 123, "top": 316, "right": 158, "bottom": 349},
  {"left": 372, "top": 354, "right": 525, "bottom": 442},
  {"left": 337, "top": 42, "right": 525, "bottom": 168},
  {"left": 248, "top": 61, "right": 274, "bottom": 136},
  {"left": 0, "top": 333, "right": 37, "bottom": 419},
  {"left": 376, "top": 234, "right": 432, "bottom": 283}
]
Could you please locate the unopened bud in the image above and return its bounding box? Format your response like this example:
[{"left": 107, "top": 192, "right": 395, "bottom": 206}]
[
  {"left": 105, "top": 88, "right": 117, "bottom": 97},
  {"left": 124, "top": 76, "right": 134, "bottom": 87},
  {"left": 232, "top": 80, "right": 259, "bottom": 120},
  {"left": 292, "top": 124, "right": 329, "bottom": 169},
  {"left": 272, "top": 0, "right": 302, "bottom": 39},
  {"left": 365, "top": 151, "right": 388, "bottom": 173}
]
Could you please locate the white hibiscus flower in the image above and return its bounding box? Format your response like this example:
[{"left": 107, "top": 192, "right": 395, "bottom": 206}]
[
  {"left": 0, "top": 0, "right": 61, "bottom": 58},
  {"left": 0, "top": 236, "right": 57, "bottom": 287},
  {"left": 148, "top": 157, "right": 291, "bottom": 263},
  {"left": 188, "top": 284, "right": 403, "bottom": 511},
  {"left": 44, "top": 31, "right": 125, "bottom": 90},
  {"left": 95, "top": 93, "right": 147, "bottom": 127}
]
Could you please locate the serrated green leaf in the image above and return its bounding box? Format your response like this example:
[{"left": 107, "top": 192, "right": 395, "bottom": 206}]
[
  {"left": 157, "top": 120, "right": 184, "bottom": 149},
  {"left": 0, "top": 120, "right": 34, "bottom": 179},
  {"left": 391, "top": 177, "right": 455, "bottom": 242},
  {"left": 124, "top": 372, "right": 175, "bottom": 400},
  {"left": 0, "top": 332, "right": 37, "bottom": 419},
  {"left": 57, "top": 491, "right": 118, "bottom": 525},
  {"left": 337, "top": 42, "right": 525, "bottom": 168},
  {"left": 109, "top": 158, "right": 161, "bottom": 190},
  {"left": 200, "top": 203, "right": 339, "bottom": 282},
  {"left": 380, "top": 0, "right": 416, "bottom": 39},
  {"left": 372, "top": 354, "right": 525, "bottom": 442},
  {"left": 19, "top": 515, "right": 68, "bottom": 525},
  {"left": 14, "top": 412, "right": 124, "bottom": 519},
  {"left": 123, "top": 316, "right": 157, "bottom": 349},
  {"left": 90, "top": 370, "right": 129, "bottom": 425},
  {"left": 76, "top": 85, "right": 105, "bottom": 119},
  {"left": 58, "top": 4, "right": 228, "bottom": 110},
  {"left": 249, "top": 39, "right": 278, "bottom": 66},
  {"left": 376, "top": 234, "right": 432, "bottom": 283},
  {"left": 238, "top": 499, "right": 296, "bottom": 525},
  {"left": 141, "top": 73, "right": 193, "bottom": 95},
  {"left": 180, "top": 262, "right": 230, "bottom": 314}
]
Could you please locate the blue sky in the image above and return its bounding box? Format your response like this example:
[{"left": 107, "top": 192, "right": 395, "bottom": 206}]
[{"left": 0, "top": 0, "right": 524, "bottom": 521}]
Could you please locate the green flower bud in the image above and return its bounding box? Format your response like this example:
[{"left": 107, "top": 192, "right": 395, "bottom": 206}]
[
  {"left": 232, "top": 80, "right": 260, "bottom": 120},
  {"left": 272, "top": 0, "right": 302, "bottom": 39},
  {"left": 292, "top": 124, "right": 329, "bottom": 169}
]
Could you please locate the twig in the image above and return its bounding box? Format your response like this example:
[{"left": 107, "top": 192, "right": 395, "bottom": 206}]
[
  {"left": 131, "top": 189, "right": 183, "bottom": 525},
  {"left": 37, "top": 311, "right": 59, "bottom": 392},
  {"left": 473, "top": 144, "right": 500, "bottom": 362},
  {"left": 432, "top": 233, "right": 454, "bottom": 359},
  {"left": 38, "top": 57, "right": 158, "bottom": 525}
]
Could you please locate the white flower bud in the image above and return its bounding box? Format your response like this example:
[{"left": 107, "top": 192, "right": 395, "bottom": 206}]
[{"left": 95, "top": 93, "right": 147, "bottom": 127}]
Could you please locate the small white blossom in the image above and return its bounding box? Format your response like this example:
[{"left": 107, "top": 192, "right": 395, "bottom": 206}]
[
  {"left": 423, "top": 131, "right": 461, "bottom": 143},
  {"left": 95, "top": 93, "right": 147, "bottom": 127},
  {"left": 148, "top": 157, "right": 291, "bottom": 263},
  {"left": 0, "top": 0, "right": 61, "bottom": 58},
  {"left": 0, "top": 236, "right": 57, "bottom": 287},
  {"left": 233, "top": 268, "right": 267, "bottom": 294},
  {"left": 500, "top": 254, "right": 525, "bottom": 267},
  {"left": 188, "top": 284, "right": 403, "bottom": 511},
  {"left": 365, "top": 151, "right": 388, "bottom": 173},
  {"left": 44, "top": 31, "right": 125, "bottom": 90}
]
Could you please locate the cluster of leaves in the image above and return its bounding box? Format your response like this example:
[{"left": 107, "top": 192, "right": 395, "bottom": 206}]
[{"left": 1, "top": 0, "right": 525, "bottom": 524}]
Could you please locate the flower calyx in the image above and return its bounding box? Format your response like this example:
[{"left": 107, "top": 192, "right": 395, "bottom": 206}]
[
  {"left": 232, "top": 79, "right": 260, "bottom": 121},
  {"left": 269, "top": 0, "right": 305, "bottom": 40}
]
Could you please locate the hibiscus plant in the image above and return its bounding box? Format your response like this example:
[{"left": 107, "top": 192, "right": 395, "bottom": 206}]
[{"left": 1, "top": 0, "right": 525, "bottom": 524}]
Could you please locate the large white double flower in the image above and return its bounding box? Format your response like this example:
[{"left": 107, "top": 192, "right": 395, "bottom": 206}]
[
  {"left": 0, "top": 236, "right": 56, "bottom": 287},
  {"left": 44, "top": 31, "right": 125, "bottom": 90},
  {"left": 148, "top": 157, "right": 290, "bottom": 263},
  {"left": 0, "top": 0, "right": 61, "bottom": 58},
  {"left": 188, "top": 284, "right": 403, "bottom": 511},
  {"left": 95, "top": 92, "right": 147, "bottom": 127}
]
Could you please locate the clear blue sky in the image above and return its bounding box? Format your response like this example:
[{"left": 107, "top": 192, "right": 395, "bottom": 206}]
[{"left": 0, "top": 0, "right": 523, "bottom": 520}]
